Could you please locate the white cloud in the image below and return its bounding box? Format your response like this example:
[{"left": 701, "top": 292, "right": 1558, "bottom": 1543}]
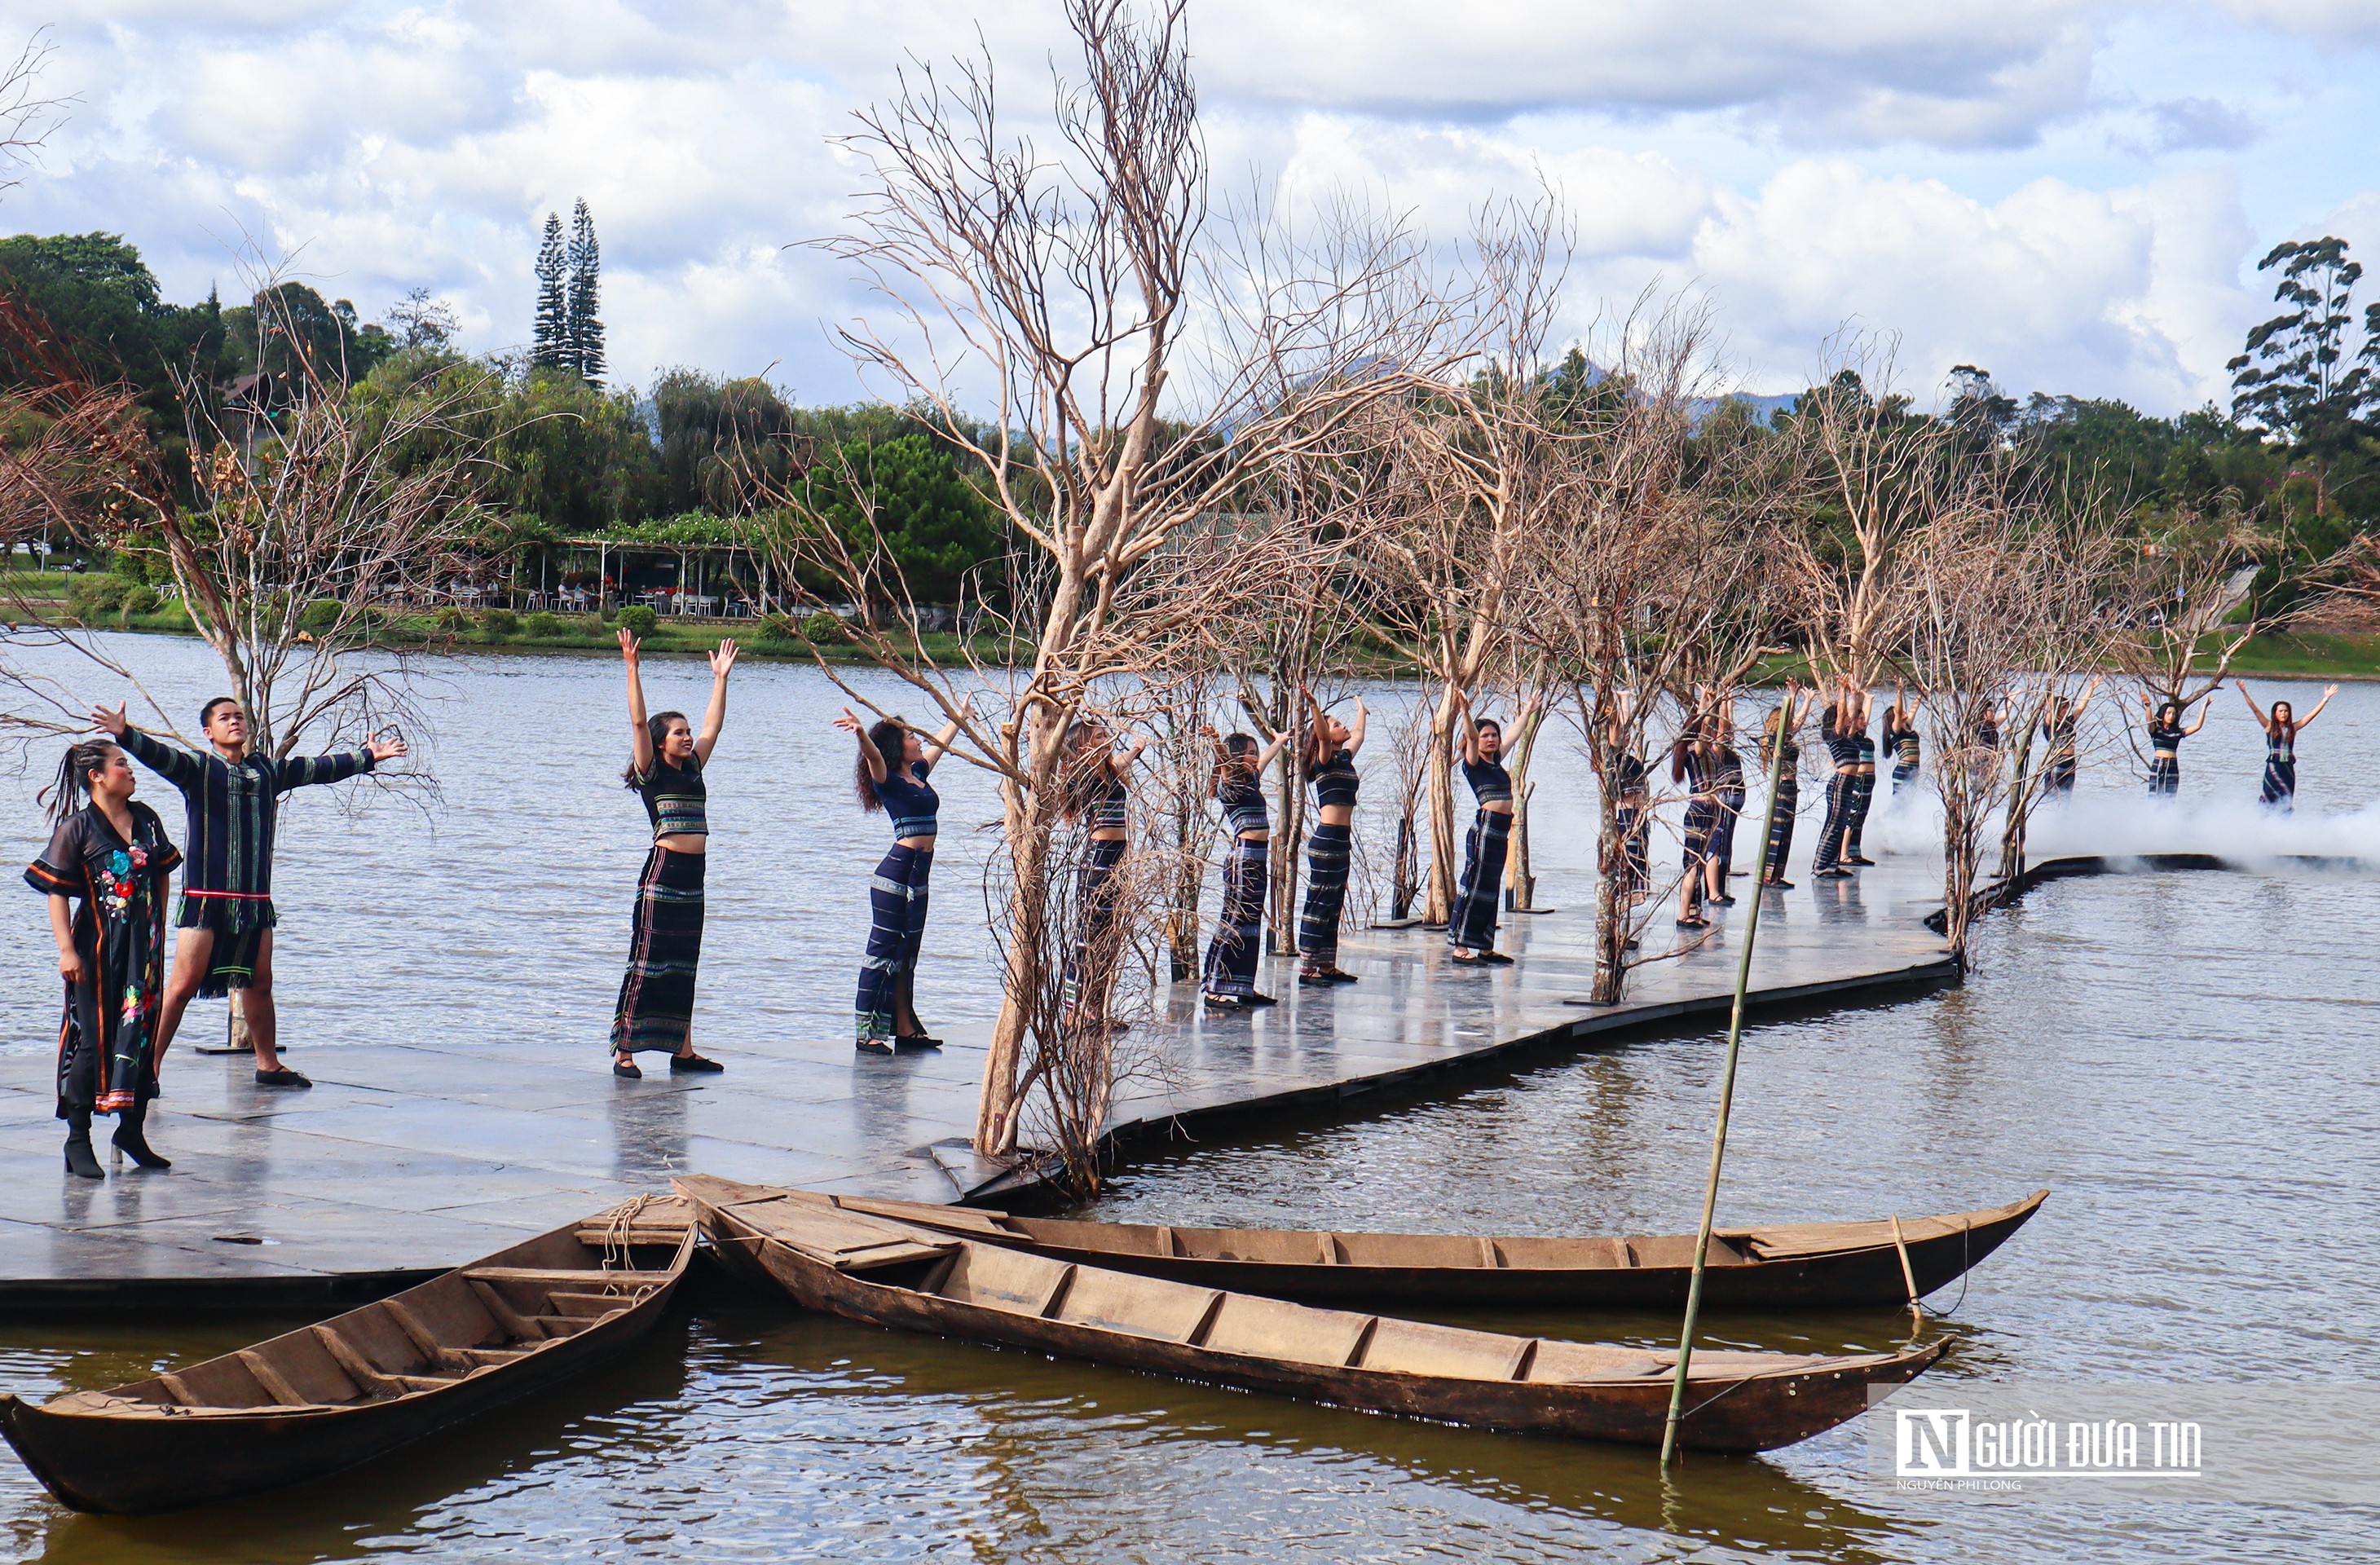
[
  {"left": 1680, "top": 161, "right": 2250, "bottom": 407},
  {"left": 1199, "top": 0, "right": 2107, "bottom": 148},
  {"left": 2220, "top": 0, "right": 2380, "bottom": 46},
  {"left": 0, "top": 0, "right": 2369, "bottom": 412}
]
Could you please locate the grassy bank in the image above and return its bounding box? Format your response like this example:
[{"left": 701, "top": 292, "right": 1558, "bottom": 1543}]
[
  {"left": 2, "top": 590, "right": 986, "bottom": 665},
  {"left": 13, "top": 578, "right": 2380, "bottom": 681}
]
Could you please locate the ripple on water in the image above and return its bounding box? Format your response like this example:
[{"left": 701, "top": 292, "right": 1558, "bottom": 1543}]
[{"left": 0, "top": 650, "right": 2372, "bottom": 1561}]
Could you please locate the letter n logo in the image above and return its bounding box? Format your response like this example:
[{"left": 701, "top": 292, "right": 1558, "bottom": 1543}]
[{"left": 1897, "top": 1408, "right": 1970, "bottom": 1475}]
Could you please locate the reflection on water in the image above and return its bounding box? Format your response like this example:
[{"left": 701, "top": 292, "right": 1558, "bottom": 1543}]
[{"left": 0, "top": 869, "right": 2371, "bottom": 1561}]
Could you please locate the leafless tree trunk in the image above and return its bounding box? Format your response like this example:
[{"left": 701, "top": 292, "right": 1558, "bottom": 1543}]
[{"left": 752, "top": 0, "right": 1448, "bottom": 1167}]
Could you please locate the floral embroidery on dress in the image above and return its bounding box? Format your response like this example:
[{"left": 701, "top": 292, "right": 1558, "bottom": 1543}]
[{"left": 95, "top": 848, "right": 136, "bottom": 917}]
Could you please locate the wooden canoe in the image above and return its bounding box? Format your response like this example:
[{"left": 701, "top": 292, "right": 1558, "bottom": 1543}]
[
  {"left": 747, "top": 1188, "right": 2048, "bottom": 1310},
  {"left": 0, "top": 1196, "right": 697, "bottom": 1515},
  {"left": 678, "top": 1175, "right": 1943, "bottom": 1454}
]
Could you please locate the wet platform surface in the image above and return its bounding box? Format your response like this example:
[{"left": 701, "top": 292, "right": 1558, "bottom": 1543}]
[{"left": 0, "top": 857, "right": 1956, "bottom": 1298}]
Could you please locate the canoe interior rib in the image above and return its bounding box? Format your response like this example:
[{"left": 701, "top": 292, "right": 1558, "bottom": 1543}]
[
  {"left": 677, "top": 1175, "right": 1944, "bottom": 1453},
  {"left": 48, "top": 1197, "right": 696, "bottom": 1421}
]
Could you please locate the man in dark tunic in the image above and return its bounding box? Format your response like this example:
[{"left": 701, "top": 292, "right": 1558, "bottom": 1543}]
[{"left": 95, "top": 699, "right": 406, "bottom": 1088}]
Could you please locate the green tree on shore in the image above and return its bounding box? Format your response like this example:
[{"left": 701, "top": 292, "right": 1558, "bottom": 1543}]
[
  {"left": 566, "top": 198, "right": 604, "bottom": 386},
  {"left": 531, "top": 213, "right": 569, "bottom": 373}
]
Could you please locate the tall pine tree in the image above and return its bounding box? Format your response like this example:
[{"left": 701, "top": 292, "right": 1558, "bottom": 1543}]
[
  {"left": 531, "top": 212, "right": 569, "bottom": 372},
  {"left": 566, "top": 198, "right": 605, "bottom": 386}
]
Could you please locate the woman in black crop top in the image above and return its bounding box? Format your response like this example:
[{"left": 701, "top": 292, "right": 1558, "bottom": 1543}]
[
  {"left": 1060, "top": 716, "right": 1149, "bottom": 1029},
  {"left": 1758, "top": 682, "right": 1814, "bottom": 888},
  {"left": 840, "top": 697, "right": 971, "bottom": 1054},
  {"left": 2236, "top": 679, "right": 2337, "bottom": 811},
  {"left": 2139, "top": 691, "right": 2209, "bottom": 796},
  {"left": 1810, "top": 675, "right": 1872, "bottom": 877},
  {"left": 2038, "top": 676, "right": 2099, "bottom": 796},
  {"left": 1448, "top": 687, "right": 1537, "bottom": 965},
  {"left": 1296, "top": 691, "right": 1368, "bottom": 985},
  {"left": 1671, "top": 715, "right": 1724, "bottom": 930},
  {"left": 611, "top": 630, "right": 736, "bottom": 1079},
  {"left": 1201, "top": 723, "right": 1289, "bottom": 1009}
]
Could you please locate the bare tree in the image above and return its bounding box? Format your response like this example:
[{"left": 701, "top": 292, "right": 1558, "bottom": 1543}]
[
  {"left": 0, "top": 31, "right": 66, "bottom": 196},
  {"left": 753, "top": 0, "right": 1446, "bottom": 1165},
  {"left": 1359, "top": 196, "right": 1570, "bottom": 926},
  {"left": 1520, "top": 311, "right": 1786, "bottom": 1003},
  {"left": 1774, "top": 345, "right": 1934, "bottom": 694}
]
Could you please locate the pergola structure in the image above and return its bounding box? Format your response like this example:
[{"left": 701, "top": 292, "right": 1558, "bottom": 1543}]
[{"left": 541, "top": 536, "right": 787, "bottom": 619}]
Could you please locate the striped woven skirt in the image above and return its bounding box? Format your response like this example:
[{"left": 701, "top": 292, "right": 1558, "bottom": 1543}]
[
  {"left": 1712, "top": 785, "right": 1746, "bottom": 881},
  {"left": 612, "top": 846, "right": 705, "bottom": 1055},
  {"left": 856, "top": 843, "right": 934, "bottom": 1042},
  {"left": 1761, "top": 777, "right": 1798, "bottom": 881},
  {"left": 1064, "top": 836, "right": 1128, "bottom": 1015},
  {"left": 1448, "top": 809, "right": 1509, "bottom": 954},
  {"left": 1298, "top": 822, "right": 1353, "bottom": 971},
  {"left": 2148, "top": 753, "right": 2179, "bottom": 796},
  {"left": 1611, "top": 804, "right": 1650, "bottom": 898},
  {"left": 1681, "top": 797, "right": 1721, "bottom": 870},
  {"left": 1202, "top": 837, "right": 1268, "bottom": 997},
  {"left": 1811, "top": 771, "right": 1855, "bottom": 872},
  {"left": 1844, "top": 770, "right": 1875, "bottom": 859},
  {"left": 2260, "top": 758, "right": 2295, "bottom": 809}
]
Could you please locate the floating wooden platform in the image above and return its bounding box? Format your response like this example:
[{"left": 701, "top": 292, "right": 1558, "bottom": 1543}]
[{"left": 0, "top": 854, "right": 2086, "bottom": 1306}]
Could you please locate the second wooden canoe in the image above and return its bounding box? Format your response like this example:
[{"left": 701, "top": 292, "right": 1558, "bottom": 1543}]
[
  {"left": 679, "top": 1175, "right": 1943, "bottom": 1454},
  {"left": 752, "top": 1188, "right": 2048, "bottom": 1310},
  {"left": 0, "top": 1196, "right": 697, "bottom": 1515}
]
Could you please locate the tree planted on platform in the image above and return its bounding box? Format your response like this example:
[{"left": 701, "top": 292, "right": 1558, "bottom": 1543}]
[{"left": 742, "top": 0, "right": 1447, "bottom": 1179}]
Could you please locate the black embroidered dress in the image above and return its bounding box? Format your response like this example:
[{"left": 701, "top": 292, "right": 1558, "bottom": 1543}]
[{"left": 25, "top": 802, "right": 182, "bottom": 1117}]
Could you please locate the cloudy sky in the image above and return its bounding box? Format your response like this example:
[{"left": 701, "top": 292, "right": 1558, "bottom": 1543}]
[{"left": 7, "top": 1, "right": 2378, "bottom": 415}]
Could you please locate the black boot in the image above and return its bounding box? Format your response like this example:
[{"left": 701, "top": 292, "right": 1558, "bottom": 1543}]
[
  {"left": 112, "top": 1100, "right": 171, "bottom": 1170},
  {"left": 63, "top": 1111, "right": 103, "bottom": 1180}
]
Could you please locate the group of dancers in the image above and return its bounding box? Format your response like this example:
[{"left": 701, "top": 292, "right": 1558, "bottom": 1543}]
[
  {"left": 597, "top": 650, "right": 2356, "bottom": 1066},
  {"left": 28, "top": 632, "right": 2344, "bottom": 1175}
]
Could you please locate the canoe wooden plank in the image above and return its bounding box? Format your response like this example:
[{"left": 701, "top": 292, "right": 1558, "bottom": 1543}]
[
  {"left": 843, "top": 1188, "right": 2047, "bottom": 1310},
  {"left": 680, "top": 1175, "right": 1946, "bottom": 1455},
  {"left": 462, "top": 1267, "right": 678, "bottom": 1285},
  {"left": 0, "top": 1198, "right": 699, "bottom": 1515}
]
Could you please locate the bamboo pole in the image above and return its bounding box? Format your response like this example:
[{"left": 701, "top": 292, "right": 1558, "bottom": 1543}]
[
  {"left": 1890, "top": 1213, "right": 1924, "bottom": 1318},
  {"left": 1658, "top": 708, "right": 1791, "bottom": 1470}
]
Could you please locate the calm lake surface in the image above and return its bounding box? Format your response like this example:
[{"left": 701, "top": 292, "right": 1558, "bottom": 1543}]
[{"left": 0, "top": 637, "right": 2373, "bottom": 1562}]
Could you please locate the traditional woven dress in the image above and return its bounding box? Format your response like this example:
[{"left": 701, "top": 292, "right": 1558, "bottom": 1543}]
[
  {"left": 1709, "top": 743, "right": 1748, "bottom": 885},
  {"left": 1448, "top": 756, "right": 1511, "bottom": 954},
  {"left": 1203, "top": 769, "right": 1270, "bottom": 999},
  {"left": 1298, "top": 749, "right": 1359, "bottom": 973},
  {"left": 2259, "top": 729, "right": 2297, "bottom": 810},
  {"left": 857, "top": 759, "right": 937, "bottom": 1043},
  {"left": 117, "top": 727, "right": 375, "bottom": 995},
  {"left": 1810, "top": 711, "right": 1862, "bottom": 874},
  {"left": 2146, "top": 720, "right": 2184, "bottom": 796},
  {"left": 26, "top": 803, "right": 181, "bottom": 1118},
  {"left": 1761, "top": 738, "right": 1800, "bottom": 883},
  {"left": 614, "top": 756, "right": 707, "bottom": 1055}
]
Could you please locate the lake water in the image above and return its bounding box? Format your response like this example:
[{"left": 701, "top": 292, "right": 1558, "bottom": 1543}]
[{"left": 0, "top": 636, "right": 2373, "bottom": 1561}]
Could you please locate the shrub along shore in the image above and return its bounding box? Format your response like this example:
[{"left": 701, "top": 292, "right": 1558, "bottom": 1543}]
[
  {"left": 9, "top": 572, "right": 2377, "bottom": 680},
  {"left": 2, "top": 572, "right": 974, "bottom": 663}
]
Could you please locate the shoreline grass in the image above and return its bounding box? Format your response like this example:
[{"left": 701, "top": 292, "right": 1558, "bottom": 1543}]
[{"left": 10, "top": 583, "right": 2380, "bottom": 681}]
